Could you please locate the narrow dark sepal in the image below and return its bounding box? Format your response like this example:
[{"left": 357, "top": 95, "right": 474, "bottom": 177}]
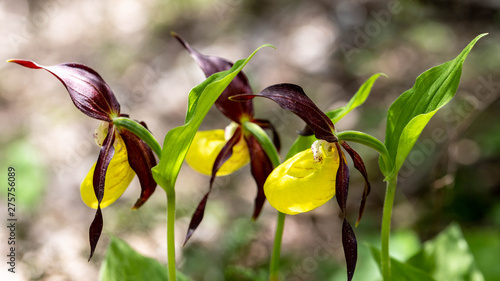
[
  {"left": 183, "top": 127, "right": 243, "bottom": 245},
  {"left": 342, "top": 218, "right": 358, "bottom": 281},
  {"left": 184, "top": 194, "right": 209, "bottom": 246},
  {"left": 245, "top": 134, "right": 275, "bottom": 219},
  {"left": 120, "top": 127, "right": 157, "bottom": 209},
  {"left": 252, "top": 119, "right": 281, "bottom": 152},
  {"left": 335, "top": 143, "right": 350, "bottom": 215},
  {"left": 231, "top": 84, "right": 337, "bottom": 142},
  {"left": 93, "top": 125, "right": 116, "bottom": 203},
  {"left": 88, "top": 206, "right": 103, "bottom": 261},
  {"left": 341, "top": 141, "right": 371, "bottom": 226},
  {"left": 8, "top": 59, "right": 120, "bottom": 121},
  {"left": 172, "top": 33, "right": 254, "bottom": 122},
  {"left": 87, "top": 124, "right": 115, "bottom": 261}
]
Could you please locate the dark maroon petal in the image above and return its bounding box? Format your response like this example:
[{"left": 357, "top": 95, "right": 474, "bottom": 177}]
[
  {"left": 297, "top": 124, "right": 314, "bottom": 137},
  {"left": 341, "top": 141, "right": 371, "bottom": 226},
  {"left": 120, "top": 125, "right": 157, "bottom": 209},
  {"left": 335, "top": 143, "right": 358, "bottom": 280},
  {"left": 93, "top": 124, "right": 116, "bottom": 203},
  {"left": 252, "top": 119, "right": 281, "bottom": 152},
  {"left": 342, "top": 218, "right": 358, "bottom": 281},
  {"left": 9, "top": 59, "right": 120, "bottom": 121},
  {"left": 183, "top": 127, "right": 243, "bottom": 245},
  {"left": 244, "top": 134, "right": 275, "bottom": 219},
  {"left": 172, "top": 33, "right": 254, "bottom": 122},
  {"left": 231, "top": 84, "right": 337, "bottom": 142},
  {"left": 335, "top": 143, "right": 350, "bottom": 214},
  {"left": 88, "top": 124, "right": 115, "bottom": 260},
  {"left": 88, "top": 206, "right": 103, "bottom": 261}
]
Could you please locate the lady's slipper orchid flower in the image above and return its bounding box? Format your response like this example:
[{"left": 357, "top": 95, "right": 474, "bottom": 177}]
[
  {"left": 232, "top": 83, "right": 371, "bottom": 281},
  {"left": 173, "top": 33, "right": 280, "bottom": 244},
  {"left": 8, "top": 60, "right": 157, "bottom": 260}
]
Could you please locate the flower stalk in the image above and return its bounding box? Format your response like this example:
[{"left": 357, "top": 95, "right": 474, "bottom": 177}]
[
  {"left": 112, "top": 117, "right": 177, "bottom": 279},
  {"left": 381, "top": 175, "right": 397, "bottom": 281},
  {"left": 166, "top": 187, "right": 177, "bottom": 281},
  {"left": 269, "top": 211, "right": 286, "bottom": 281}
]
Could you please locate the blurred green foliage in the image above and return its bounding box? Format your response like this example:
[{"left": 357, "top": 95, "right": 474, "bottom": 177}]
[{"left": 0, "top": 139, "right": 46, "bottom": 211}]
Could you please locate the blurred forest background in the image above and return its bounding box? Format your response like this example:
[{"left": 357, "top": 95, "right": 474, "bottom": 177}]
[{"left": 1, "top": 0, "right": 499, "bottom": 280}]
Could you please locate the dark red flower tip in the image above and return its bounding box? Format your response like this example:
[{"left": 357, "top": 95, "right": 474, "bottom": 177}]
[
  {"left": 120, "top": 127, "right": 157, "bottom": 210},
  {"left": 172, "top": 33, "right": 254, "bottom": 122},
  {"left": 8, "top": 59, "right": 120, "bottom": 121},
  {"left": 244, "top": 134, "right": 275, "bottom": 219},
  {"left": 341, "top": 141, "right": 371, "bottom": 226},
  {"left": 183, "top": 127, "right": 244, "bottom": 245},
  {"left": 88, "top": 124, "right": 115, "bottom": 260}
]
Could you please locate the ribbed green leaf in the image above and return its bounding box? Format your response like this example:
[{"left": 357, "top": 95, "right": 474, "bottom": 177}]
[
  {"left": 151, "top": 45, "right": 272, "bottom": 191},
  {"left": 383, "top": 34, "right": 486, "bottom": 177},
  {"left": 99, "top": 236, "right": 192, "bottom": 281},
  {"left": 327, "top": 73, "right": 385, "bottom": 124}
]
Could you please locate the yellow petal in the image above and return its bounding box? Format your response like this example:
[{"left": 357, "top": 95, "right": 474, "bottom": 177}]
[
  {"left": 185, "top": 130, "right": 250, "bottom": 176},
  {"left": 264, "top": 147, "right": 339, "bottom": 215},
  {"left": 81, "top": 133, "right": 136, "bottom": 209}
]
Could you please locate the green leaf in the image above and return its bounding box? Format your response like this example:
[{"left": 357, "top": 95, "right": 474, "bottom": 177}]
[
  {"left": 327, "top": 73, "right": 385, "bottom": 124},
  {"left": 383, "top": 34, "right": 486, "bottom": 177},
  {"left": 406, "top": 223, "right": 485, "bottom": 281},
  {"left": 100, "top": 236, "right": 192, "bottom": 281},
  {"left": 369, "top": 245, "right": 436, "bottom": 281},
  {"left": 151, "top": 44, "right": 273, "bottom": 192},
  {"left": 465, "top": 228, "right": 500, "bottom": 280},
  {"left": 284, "top": 74, "right": 383, "bottom": 160}
]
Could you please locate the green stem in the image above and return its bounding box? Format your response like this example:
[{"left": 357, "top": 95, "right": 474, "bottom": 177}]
[
  {"left": 241, "top": 121, "right": 285, "bottom": 280},
  {"left": 242, "top": 121, "right": 281, "bottom": 167},
  {"left": 114, "top": 117, "right": 176, "bottom": 278},
  {"left": 269, "top": 212, "right": 286, "bottom": 281},
  {"left": 381, "top": 176, "right": 397, "bottom": 281},
  {"left": 166, "top": 188, "right": 177, "bottom": 281},
  {"left": 112, "top": 117, "right": 162, "bottom": 157},
  {"left": 337, "top": 130, "right": 392, "bottom": 176}
]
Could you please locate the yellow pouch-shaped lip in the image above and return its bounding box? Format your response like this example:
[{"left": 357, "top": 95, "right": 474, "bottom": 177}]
[
  {"left": 185, "top": 129, "right": 250, "bottom": 176},
  {"left": 81, "top": 133, "right": 136, "bottom": 209},
  {"left": 264, "top": 145, "right": 339, "bottom": 215}
]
